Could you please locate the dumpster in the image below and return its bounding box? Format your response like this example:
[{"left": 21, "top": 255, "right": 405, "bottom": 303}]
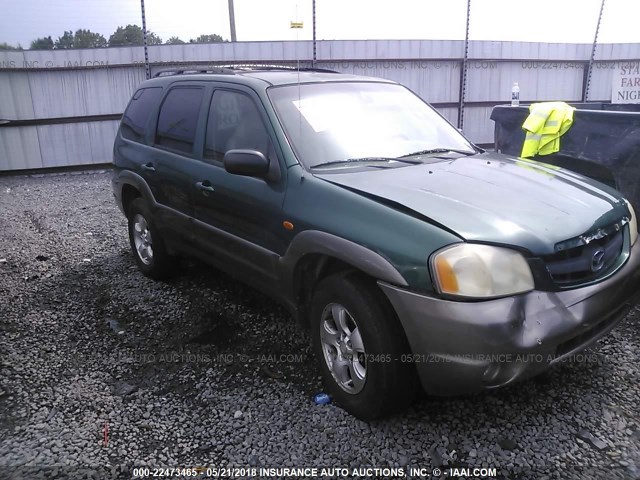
[{"left": 491, "top": 103, "right": 640, "bottom": 216}]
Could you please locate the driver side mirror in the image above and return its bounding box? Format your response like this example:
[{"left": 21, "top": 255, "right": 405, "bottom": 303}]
[{"left": 223, "top": 149, "right": 270, "bottom": 177}]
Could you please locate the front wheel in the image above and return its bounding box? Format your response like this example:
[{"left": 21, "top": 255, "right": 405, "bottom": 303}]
[
  {"left": 310, "top": 273, "right": 417, "bottom": 420},
  {"left": 127, "top": 198, "right": 174, "bottom": 280}
]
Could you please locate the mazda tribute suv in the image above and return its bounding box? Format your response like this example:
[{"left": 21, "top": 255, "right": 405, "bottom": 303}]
[{"left": 112, "top": 67, "right": 640, "bottom": 419}]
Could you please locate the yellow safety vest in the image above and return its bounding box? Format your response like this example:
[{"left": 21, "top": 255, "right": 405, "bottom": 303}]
[{"left": 521, "top": 102, "right": 575, "bottom": 158}]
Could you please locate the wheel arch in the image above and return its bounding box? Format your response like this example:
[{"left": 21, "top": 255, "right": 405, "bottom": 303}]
[
  {"left": 115, "top": 170, "right": 157, "bottom": 217},
  {"left": 280, "top": 230, "right": 408, "bottom": 324},
  {"left": 121, "top": 184, "right": 142, "bottom": 217}
]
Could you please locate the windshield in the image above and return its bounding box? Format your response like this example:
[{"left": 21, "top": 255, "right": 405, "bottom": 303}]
[{"left": 267, "top": 81, "right": 476, "bottom": 169}]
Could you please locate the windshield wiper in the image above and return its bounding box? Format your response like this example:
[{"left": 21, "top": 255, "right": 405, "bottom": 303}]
[
  {"left": 311, "top": 157, "right": 422, "bottom": 169},
  {"left": 399, "top": 148, "right": 477, "bottom": 158}
]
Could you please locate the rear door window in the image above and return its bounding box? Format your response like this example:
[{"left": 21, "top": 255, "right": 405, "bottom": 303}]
[
  {"left": 155, "top": 87, "right": 204, "bottom": 154},
  {"left": 120, "top": 87, "right": 163, "bottom": 142}
]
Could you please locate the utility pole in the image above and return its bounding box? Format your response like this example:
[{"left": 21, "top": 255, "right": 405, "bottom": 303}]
[
  {"left": 140, "top": 0, "right": 150, "bottom": 79},
  {"left": 228, "top": 0, "right": 237, "bottom": 42}
]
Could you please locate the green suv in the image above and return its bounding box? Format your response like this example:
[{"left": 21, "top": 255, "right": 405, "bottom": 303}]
[{"left": 112, "top": 66, "right": 640, "bottom": 419}]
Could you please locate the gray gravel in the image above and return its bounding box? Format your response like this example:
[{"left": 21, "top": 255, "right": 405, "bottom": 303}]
[{"left": 0, "top": 171, "right": 639, "bottom": 479}]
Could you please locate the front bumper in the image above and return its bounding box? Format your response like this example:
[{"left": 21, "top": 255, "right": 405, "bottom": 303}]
[{"left": 379, "top": 243, "right": 640, "bottom": 395}]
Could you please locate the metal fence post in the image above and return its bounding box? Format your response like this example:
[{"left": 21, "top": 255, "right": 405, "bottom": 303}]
[
  {"left": 458, "top": 0, "right": 471, "bottom": 131},
  {"left": 312, "top": 0, "right": 317, "bottom": 67},
  {"left": 584, "top": 0, "right": 606, "bottom": 102},
  {"left": 140, "top": 0, "right": 150, "bottom": 80}
]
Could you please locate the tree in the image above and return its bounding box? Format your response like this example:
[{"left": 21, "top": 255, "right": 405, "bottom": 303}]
[
  {"left": 53, "top": 29, "right": 107, "bottom": 49},
  {"left": 73, "top": 29, "right": 107, "bottom": 48},
  {"left": 109, "top": 25, "right": 142, "bottom": 46},
  {"left": 166, "top": 36, "right": 185, "bottom": 45},
  {"left": 191, "top": 34, "right": 226, "bottom": 44},
  {"left": 55, "top": 31, "right": 74, "bottom": 49},
  {"left": 146, "top": 32, "right": 163, "bottom": 45},
  {"left": 30, "top": 36, "right": 54, "bottom": 50},
  {"left": 0, "top": 42, "right": 22, "bottom": 50},
  {"left": 109, "top": 25, "right": 161, "bottom": 46}
]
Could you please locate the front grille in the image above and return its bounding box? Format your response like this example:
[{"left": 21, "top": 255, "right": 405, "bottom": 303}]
[{"left": 543, "top": 227, "right": 624, "bottom": 286}]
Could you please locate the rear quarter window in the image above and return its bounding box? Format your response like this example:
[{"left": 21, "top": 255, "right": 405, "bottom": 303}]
[{"left": 120, "top": 87, "right": 163, "bottom": 143}]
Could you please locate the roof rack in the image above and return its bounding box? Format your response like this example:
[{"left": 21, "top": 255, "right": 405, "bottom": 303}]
[
  {"left": 153, "top": 64, "right": 338, "bottom": 78},
  {"left": 154, "top": 68, "right": 235, "bottom": 77},
  {"left": 230, "top": 64, "right": 339, "bottom": 73}
]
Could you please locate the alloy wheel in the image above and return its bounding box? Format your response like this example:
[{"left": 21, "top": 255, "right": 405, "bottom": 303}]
[
  {"left": 132, "top": 214, "right": 153, "bottom": 265},
  {"left": 319, "top": 303, "right": 367, "bottom": 394}
]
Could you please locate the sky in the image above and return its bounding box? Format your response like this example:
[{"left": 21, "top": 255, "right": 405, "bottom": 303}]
[{"left": 1, "top": 0, "right": 639, "bottom": 48}]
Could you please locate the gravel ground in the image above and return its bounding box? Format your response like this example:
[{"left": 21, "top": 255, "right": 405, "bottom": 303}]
[{"left": 0, "top": 171, "right": 639, "bottom": 480}]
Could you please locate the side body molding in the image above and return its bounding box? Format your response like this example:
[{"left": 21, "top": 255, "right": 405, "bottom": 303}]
[{"left": 280, "top": 230, "right": 409, "bottom": 298}]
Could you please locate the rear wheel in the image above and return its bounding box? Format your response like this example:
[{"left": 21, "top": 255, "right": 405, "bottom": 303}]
[
  {"left": 310, "top": 273, "right": 417, "bottom": 420},
  {"left": 127, "top": 198, "right": 174, "bottom": 279}
]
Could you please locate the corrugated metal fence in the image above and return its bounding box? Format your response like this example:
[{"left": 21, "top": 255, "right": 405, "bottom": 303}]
[{"left": 1, "top": 40, "right": 639, "bottom": 171}]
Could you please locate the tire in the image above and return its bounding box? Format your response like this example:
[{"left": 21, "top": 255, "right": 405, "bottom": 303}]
[
  {"left": 310, "top": 272, "right": 417, "bottom": 420},
  {"left": 127, "top": 198, "right": 174, "bottom": 280}
]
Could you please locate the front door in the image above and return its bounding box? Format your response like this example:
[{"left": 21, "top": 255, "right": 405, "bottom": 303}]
[{"left": 191, "top": 86, "right": 289, "bottom": 288}]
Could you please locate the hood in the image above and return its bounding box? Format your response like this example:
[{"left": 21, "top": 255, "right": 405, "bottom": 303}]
[{"left": 314, "top": 152, "right": 628, "bottom": 255}]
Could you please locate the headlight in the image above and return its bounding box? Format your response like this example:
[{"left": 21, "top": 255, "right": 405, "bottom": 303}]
[
  {"left": 626, "top": 200, "right": 638, "bottom": 246},
  {"left": 430, "top": 244, "right": 534, "bottom": 299}
]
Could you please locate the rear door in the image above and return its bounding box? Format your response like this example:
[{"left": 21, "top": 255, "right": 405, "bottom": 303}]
[
  {"left": 145, "top": 82, "right": 212, "bottom": 243},
  {"left": 190, "top": 85, "right": 288, "bottom": 289}
]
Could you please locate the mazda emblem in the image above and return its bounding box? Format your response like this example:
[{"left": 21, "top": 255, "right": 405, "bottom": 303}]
[{"left": 591, "top": 249, "right": 606, "bottom": 272}]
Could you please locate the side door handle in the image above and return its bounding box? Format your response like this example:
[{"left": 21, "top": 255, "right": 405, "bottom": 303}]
[
  {"left": 141, "top": 162, "right": 156, "bottom": 172},
  {"left": 195, "top": 181, "right": 215, "bottom": 193}
]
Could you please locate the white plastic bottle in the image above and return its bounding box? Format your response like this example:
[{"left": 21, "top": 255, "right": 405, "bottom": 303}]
[{"left": 511, "top": 82, "right": 520, "bottom": 106}]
